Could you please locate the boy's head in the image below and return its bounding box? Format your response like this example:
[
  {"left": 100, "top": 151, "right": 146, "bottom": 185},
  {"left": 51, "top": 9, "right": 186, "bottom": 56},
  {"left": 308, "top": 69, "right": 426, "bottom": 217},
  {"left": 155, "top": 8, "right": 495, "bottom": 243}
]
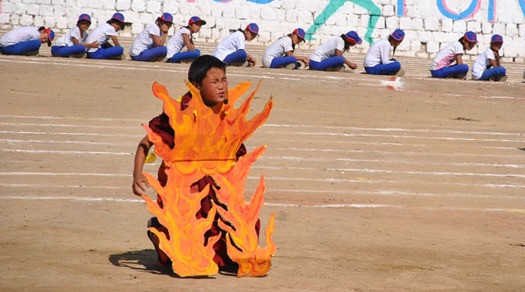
[
  {"left": 490, "top": 34, "right": 503, "bottom": 50},
  {"left": 189, "top": 55, "right": 228, "bottom": 107},
  {"left": 38, "top": 26, "right": 55, "bottom": 46},
  {"left": 461, "top": 31, "right": 477, "bottom": 50},
  {"left": 244, "top": 23, "right": 259, "bottom": 41},
  {"left": 188, "top": 16, "right": 206, "bottom": 33},
  {"left": 77, "top": 14, "right": 92, "bottom": 30},
  {"left": 389, "top": 29, "right": 405, "bottom": 47},
  {"left": 108, "top": 13, "right": 126, "bottom": 31}
]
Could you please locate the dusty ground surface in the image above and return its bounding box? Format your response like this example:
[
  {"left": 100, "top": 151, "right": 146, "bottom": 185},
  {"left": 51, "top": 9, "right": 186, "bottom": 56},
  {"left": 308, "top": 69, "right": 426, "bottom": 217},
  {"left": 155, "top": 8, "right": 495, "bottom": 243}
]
[{"left": 1, "top": 38, "right": 525, "bottom": 291}]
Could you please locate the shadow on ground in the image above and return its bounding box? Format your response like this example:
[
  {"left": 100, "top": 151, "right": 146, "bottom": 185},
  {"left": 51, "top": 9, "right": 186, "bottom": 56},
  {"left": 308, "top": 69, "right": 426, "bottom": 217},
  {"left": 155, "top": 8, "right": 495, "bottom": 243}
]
[{"left": 108, "top": 249, "right": 174, "bottom": 276}]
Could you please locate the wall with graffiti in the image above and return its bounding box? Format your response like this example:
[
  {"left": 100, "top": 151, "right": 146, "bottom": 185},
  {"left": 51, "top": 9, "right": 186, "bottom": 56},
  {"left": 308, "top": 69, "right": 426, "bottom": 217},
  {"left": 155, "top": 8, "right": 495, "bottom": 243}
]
[{"left": 0, "top": 0, "right": 524, "bottom": 60}]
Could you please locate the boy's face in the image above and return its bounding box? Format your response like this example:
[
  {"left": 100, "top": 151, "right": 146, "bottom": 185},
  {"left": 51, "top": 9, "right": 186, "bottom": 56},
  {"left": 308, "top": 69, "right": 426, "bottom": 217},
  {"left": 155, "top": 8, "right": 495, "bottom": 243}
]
[
  {"left": 189, "top": 23, "right": 202, "bottom": 33},
  {"left": 78, "top": 21, "right": 91, "bottom": 31},
  {"left": 39, "top": 32, "right": 49, "bottom": 43},
  {"left": 197, "top": 67, "right": 228, "bottom": 107}
]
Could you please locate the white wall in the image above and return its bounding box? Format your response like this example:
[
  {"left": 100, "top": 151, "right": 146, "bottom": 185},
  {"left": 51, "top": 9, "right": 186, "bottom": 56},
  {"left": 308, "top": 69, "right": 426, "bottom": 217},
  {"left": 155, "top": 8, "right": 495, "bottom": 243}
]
[{"left": 1, "top": 0, "right": 524, "bottom": 61}]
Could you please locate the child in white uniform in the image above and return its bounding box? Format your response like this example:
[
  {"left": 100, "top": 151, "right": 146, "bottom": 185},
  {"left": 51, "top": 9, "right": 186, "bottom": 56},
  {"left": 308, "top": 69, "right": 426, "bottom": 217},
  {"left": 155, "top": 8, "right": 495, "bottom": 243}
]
[
  {"left": 429, "top": 31, "right": 477, "bottom": 79},
  {"left": 309, "top": 31, "right": 361, "bottom": 71},
  {"left": 472, "top": 34, "right": 507, "bottom": 81},
  {"left": 166, "top": 16, "right": 206, "bottom": 63},
  {"left": 262, "top": 28, "right": 309, "bottom": 69},
  {"left": 0, "top": 26, "right": 55, "bottom": 55},
  {"left": 213, "top": 23, "right": 259, "bottom": 66},
  {"left": 130, "top": 13, "right": 173, "bottom": 62},
  {"left": 85, "top": 13, "right": 126, "bottom": 60},
  {"left": 364, "top": 29, "right": 405, "bottom": 76},
  {"left": 51, "top": 14, "right": 97, "bottom": 58}
]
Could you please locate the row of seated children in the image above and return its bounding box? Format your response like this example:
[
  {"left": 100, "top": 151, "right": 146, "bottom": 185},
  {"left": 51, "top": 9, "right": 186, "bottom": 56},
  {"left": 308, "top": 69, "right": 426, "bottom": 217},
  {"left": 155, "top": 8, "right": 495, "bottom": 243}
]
[{"left": 0, "top": 13, "right": 509, "bottom": 81}]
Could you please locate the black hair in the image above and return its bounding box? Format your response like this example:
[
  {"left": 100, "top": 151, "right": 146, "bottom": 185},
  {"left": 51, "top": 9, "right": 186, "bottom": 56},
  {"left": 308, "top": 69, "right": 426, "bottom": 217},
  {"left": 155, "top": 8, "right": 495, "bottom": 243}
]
[
  {"left": 188, "top": 55, "right": 227, "bottom": 86},
  {"left": 107, "top": 19, "right": 125, "bottom": 31},
  {"left": 38, "top": 26, "right": 45, "bottom": 32},
  {"left": 155, "top": 18, "right": 172, "bottom": 28},
  {"left": 340, "top": 34, "right": 351, "bottom": 52}
]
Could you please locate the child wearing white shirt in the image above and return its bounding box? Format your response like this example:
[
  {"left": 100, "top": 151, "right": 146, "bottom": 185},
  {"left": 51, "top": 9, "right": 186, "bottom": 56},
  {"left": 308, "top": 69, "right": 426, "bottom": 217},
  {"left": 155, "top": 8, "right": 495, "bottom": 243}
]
[
  {"left": 166, "top": 16, "right": 206, "bottom": 63},
  {"left": 364, "top": 29, "right": 405, "bottom": 76},
  {"left": 130, "top": 13, "right": 173, "bottom": 62},
  {"left": 51, "top": 14, "right": 97, "bottom": 58},
  {"left": 429, "top": 31, "right": 477, "bottom": 79},
  {"left": 0, "top": 26, "right": 55, "bottom": 55},
  {"left": 213, "top": 23, "right": 259, "bottom": 67},
  {"left": 262, "top": 28, "right": 309, "bottom": 69},
  {"left": 85, "top": 13, "right": 125, "bottom": 60},
  {"left": 472, "top": 34, "right": 507, "bottom": 81},
  {"left": 309, "top": 31, "right": 361, "bottom": 71}
]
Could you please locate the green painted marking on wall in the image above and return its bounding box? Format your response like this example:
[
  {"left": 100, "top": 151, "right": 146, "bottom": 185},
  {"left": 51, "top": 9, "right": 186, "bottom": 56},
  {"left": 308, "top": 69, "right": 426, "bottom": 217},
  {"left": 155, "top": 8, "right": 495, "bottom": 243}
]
[{"left": 305, "top": 0, "right": 381, "bottom": 44}]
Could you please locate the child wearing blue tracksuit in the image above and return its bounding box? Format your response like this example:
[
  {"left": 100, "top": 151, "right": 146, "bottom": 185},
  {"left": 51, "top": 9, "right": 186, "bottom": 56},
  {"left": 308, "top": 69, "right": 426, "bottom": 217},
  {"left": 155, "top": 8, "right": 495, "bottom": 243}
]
[{"left": 429, "top": 31, "right": 477, "bottom": 79}]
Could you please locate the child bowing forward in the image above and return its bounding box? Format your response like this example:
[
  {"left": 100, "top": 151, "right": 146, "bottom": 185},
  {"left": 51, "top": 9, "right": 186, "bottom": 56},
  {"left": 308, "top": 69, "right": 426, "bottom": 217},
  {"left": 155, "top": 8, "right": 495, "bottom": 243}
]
[{"left": 429, "top": 31, "right": 478, "bottom": 79}]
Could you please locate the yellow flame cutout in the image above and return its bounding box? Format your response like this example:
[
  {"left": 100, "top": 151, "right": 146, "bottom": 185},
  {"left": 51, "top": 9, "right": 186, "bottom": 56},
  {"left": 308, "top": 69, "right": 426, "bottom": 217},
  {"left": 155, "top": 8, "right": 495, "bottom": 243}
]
[{"left": 141, "top": 81, "right": 275, "bottom": 277}]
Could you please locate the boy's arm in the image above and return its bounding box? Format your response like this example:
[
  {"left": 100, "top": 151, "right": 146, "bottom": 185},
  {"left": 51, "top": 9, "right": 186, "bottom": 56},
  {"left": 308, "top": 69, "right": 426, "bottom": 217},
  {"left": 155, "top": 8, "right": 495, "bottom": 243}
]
[
  {"left": 455, "top": 54, "right": 464, "bottom": 65},
  {"left": 152, "top": 31, "right": 169, "bottom": 47},
  {"left": 110, "top": 35, "right": 121, "bottom": 47},
  {"left": 132, "top": 135, "right": 153, "bottom": 196},
  {"left": 183, "top": 34, "right": 196, "bottom": 51},
  {"left": 492, "top": 50, "right": 501, "bottom": 67}
]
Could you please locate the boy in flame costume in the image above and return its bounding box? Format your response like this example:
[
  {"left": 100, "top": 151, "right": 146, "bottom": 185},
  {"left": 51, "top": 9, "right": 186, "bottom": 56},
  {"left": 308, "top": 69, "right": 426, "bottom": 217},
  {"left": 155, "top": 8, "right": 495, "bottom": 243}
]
[{"left": 132, "top": 55, "right": 276, "bottom": 277}]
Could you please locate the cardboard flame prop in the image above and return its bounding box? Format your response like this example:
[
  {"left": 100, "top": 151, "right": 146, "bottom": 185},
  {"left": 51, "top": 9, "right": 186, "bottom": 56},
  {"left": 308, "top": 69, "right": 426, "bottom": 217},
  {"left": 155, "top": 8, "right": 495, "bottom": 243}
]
[{"left": 141, "top": 81, "right": 276, "bottom": 277}]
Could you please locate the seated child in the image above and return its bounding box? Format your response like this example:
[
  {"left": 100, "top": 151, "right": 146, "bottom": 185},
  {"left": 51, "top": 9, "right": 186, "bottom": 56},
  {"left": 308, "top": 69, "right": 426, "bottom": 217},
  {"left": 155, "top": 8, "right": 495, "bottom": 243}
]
[
  {"left": 472, "top": 34, "right": 507, "bottom": 82},
  {"left": 213, "top": 23, "right": 259, "bottom": 67},
  {"left": 429, "top": 31, "right": 477, "bottom": 79},
  {"left": 166, "top": 16, "right": 206, "bottom": 63},
  {"left": 51, "top": 14, "right": 97, "bottom": 58},
  {"left": 85, "top": 13, "right": 126, "bottom": 60},
  {"left": 130, "top": 13, "right": 173, "bottom": 62},
  {"left": 262, "top": 28, "right": 309, "bottom": 69},
  {"left": 309, "top": 30, "right": 362, "bottom": 71},
  {"left": 0, "top": 26, "right": 55, "bottom": 56},
  {"left": 364, "top": 29, "right": 405, "bottom": 76}
]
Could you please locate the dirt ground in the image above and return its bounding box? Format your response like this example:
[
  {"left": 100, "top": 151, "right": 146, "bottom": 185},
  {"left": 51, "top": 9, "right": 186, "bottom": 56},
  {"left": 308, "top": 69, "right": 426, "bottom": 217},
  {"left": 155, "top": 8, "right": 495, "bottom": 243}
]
[{"left": 1, "top": 38, "right": 525, "bottom": 291}]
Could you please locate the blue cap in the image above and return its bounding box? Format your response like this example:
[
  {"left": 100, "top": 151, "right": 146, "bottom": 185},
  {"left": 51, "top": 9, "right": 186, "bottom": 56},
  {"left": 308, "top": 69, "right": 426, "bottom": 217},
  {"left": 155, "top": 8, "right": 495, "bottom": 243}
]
[
  {"left": 464, "top": 31, "right": 478, "bottom": 43},
  {"left": 78, "top": 14, "right": 91, "bottom": 23},
  {"left": 491, "top": 34, "right": 503, "bottom": 43},
  {"left": 111, "top": 12, "right": 125, "bottom": 23},
  {"left": 293, "top": 28, "right": 306, "bottom": 40},
  {"left": 45, "top": 28, "right": 55, "bottom": 46},
  {"left": 160, "top": 13, "right": 173, "bottom": 23},
  {"left": 345, "top": 31, "right": 362, "bottom": 45},
  {"left": 189, "top": 16, "right": 206, "bottom": 25},
  {"left": 391, "top": 29, "right": 405, "bottom": 41},
  {"left": 246, "top": 23, "right": 259, "bottom": 35}
]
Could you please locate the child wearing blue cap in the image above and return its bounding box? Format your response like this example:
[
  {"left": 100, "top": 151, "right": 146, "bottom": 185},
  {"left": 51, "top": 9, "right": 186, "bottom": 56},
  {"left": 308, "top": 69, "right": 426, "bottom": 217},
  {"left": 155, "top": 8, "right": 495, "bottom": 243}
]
[
  {"left": 166, "top": 16, "right": 206, "bottom": 63},
  {"left": 262, "top": 28, "right": 309, "bottom": 69},
  {"left": 213, "top": 23, "right": 259, "bottom": 67},
  {"left": 309, "top": 31, "right": 361, "bottom": 71},
  {"left": 130, "top": 13, "right": 174, "bottom": 62},
  {"left": 51, "top": 14, "right": 97, "bottom": 58},
  {"left": 364, "top": 29, "right": 405, "bottom": 76},
  {"left": 429, "top": 31, "right": 477, "bottom": 79},
  {"left": 0, "top": 26, "right": 55, "bottom": 55},
  {"left": 85, "top": 13, "right": 126, "bottom": 60},
  {"left": 472, "top": 34, "right": 507, "bottom": 82}
]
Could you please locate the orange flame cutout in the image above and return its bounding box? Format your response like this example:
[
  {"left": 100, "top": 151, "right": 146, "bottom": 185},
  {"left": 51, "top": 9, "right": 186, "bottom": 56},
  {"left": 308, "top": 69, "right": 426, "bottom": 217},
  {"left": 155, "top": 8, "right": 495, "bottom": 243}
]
[{"left": 141, "top": 81, "right": 276, "bottom": 277}]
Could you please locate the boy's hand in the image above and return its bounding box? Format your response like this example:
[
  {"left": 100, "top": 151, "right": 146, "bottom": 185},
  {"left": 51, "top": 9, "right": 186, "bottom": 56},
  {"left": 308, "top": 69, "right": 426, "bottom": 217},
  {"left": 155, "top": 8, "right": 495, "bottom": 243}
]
[
  {"left": 348, "top": 62, "right": 357, "bottom": 70},
  {"left": 132, "top": 173, "right": 150, "bottom": 196}
]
